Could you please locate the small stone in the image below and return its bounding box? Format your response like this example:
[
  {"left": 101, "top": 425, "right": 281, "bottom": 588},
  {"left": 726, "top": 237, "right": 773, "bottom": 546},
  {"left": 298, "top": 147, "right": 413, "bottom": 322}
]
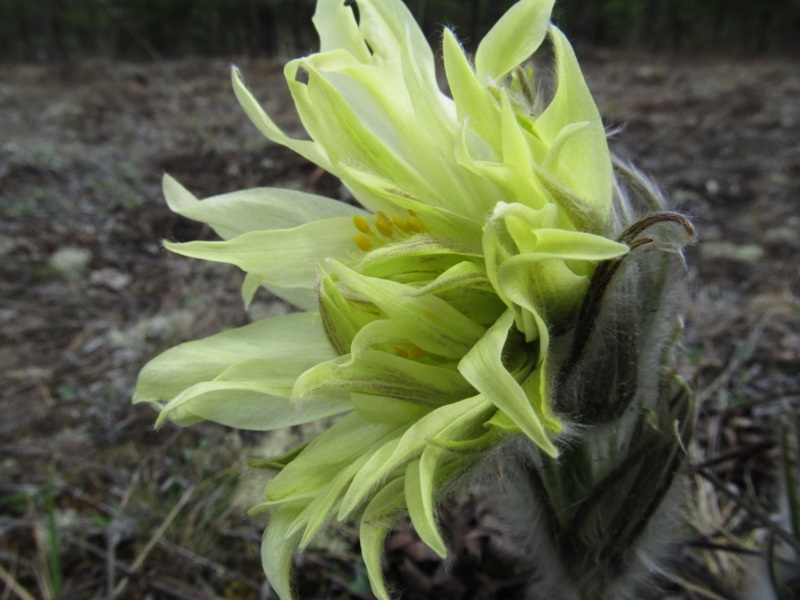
[
  {"left": 90, "top": 267, "right": 132, "bottom": 291},
  {"left": 48, "top": 247, "right": 92, "bottom": 280},
  {"left": 701, "top": 241, "right": 765, "bottom": 262}
]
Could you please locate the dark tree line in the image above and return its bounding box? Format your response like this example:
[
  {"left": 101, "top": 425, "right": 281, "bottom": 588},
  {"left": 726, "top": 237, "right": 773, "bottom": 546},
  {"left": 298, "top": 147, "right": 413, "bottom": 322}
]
[{"left": 1, "top": 0, "right": 798, "bottom": 61}]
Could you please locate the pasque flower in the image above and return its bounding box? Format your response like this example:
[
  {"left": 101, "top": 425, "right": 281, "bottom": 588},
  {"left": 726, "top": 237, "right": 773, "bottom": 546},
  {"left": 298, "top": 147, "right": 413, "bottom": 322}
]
[{"left": 134, "top": 1, "right": 697, "bottom": 598}]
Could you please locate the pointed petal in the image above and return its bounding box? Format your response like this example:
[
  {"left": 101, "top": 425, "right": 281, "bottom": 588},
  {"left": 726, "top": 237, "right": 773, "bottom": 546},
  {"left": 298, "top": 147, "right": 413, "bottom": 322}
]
[
  {"left": 262, "top": 505, "right": 303, "bottom": 600},
  {"left": 164, "top": 217, "right": 360, "bottom": 295},
  {"left": 354, "top": 0, "right": 434, "bottom": 73},
  {"left": 266, "top": 413, "right": 400, "bottom": 503},
  {"left": 154, "top": 359, "right": 349, "bottom": 430},
  {"left": 510, "top": 228, "right": 629, "bottom": 262},
  {"left": 243, "top": 273, "right": 319, "bottom": 312},
  {"left": 328, "top": 260, "right": 485, "bottom": 359},
  {"left": 475, "top": 0, "right": 555, "bottom": 81},
  {"left": 340, "top": 395, "right": 490, "bottom": 518},
  {"left": 405, "top": 457, "right": 447, "bottom": 558},
  {"left": 534, "top": 26, "right": 613, "bottom": 218},
  {"left": 312, "top": 0, "right": 371, "bottom": 60},
  {"left": 360, "top": 477, "right": 406, "bottom": 600},
  {"left": 294, "top": 453, "right": 374, "bottom": 548},
  {"left": 293, "top": 350, "right": 472, "bottom": 407},
  {"left": 336, "top": 163, "right": 484, "bottom": 244},
  {"left": 287, "top": 56, "right": 438, "bottom": 205},
  {"left": 232, "top": 67, "right": 332, "bottom": 171},
  {"left": 458, "top": 310, "right": 559, "bottom": 456},
  {"left": 493, "top": 229, "right": 627, "bottom": 328},
  {"left": 134, "top": 313, "right": 334, "bottom": 408},
  {"left": 318, "top": 270, "right": 381, "bottom": 355},
  {"left": 163, "top": 174, "right": 365, "bottom": 240},
  {"left": 349, "top": 393, "right": 430, "bottom": 425},
  {"left": 354, "top": 234, "right": 481, "bottom": 280},
  {"left": 443, "top": 28, "right": 502, "bottom": 155}
]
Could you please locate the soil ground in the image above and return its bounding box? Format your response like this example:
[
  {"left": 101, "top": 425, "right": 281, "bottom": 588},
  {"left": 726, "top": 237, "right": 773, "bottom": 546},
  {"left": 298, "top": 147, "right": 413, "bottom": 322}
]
[{"left": 1, "top": 52, "right": 798, "bottom": 599}]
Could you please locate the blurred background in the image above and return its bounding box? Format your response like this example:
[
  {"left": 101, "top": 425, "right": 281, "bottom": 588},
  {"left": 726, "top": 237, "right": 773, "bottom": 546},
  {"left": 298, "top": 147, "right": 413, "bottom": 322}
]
[
  {"left": 1, "top": 0, "right": 800, "bottom": 61},
  {"left": 1, "top": 1, "right": 799, "bottom": 599}
]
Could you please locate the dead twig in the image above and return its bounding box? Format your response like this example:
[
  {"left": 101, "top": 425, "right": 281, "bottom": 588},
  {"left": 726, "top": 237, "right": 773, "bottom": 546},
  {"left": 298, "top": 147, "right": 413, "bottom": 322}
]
[
  {"left": 111, "top": 484, "right": 196, "bottom": 598},
  {"left": 695, "top": 468, "right": 800, "bottom": 555},
  {"left": 0, "top": 562, "right": 37, "bottom": 600}
]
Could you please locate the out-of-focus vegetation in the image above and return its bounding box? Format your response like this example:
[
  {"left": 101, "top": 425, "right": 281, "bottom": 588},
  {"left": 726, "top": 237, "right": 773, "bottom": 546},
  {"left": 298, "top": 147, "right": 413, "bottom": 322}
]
[{"left": 1, "top": 0, "right": 799, "bottom": 61}]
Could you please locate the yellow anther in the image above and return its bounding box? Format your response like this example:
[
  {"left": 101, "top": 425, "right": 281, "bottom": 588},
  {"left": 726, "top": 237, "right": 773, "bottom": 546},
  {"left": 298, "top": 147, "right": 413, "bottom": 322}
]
[
  {"left": 406, "top": 216, "right": 424, "bottom": 233},
  {"left": 354, "top": 234, "right": 373, "bottom": 252},
  {"left": 407, "top": 345, "right": 426, "bottom": 360},
  {"left": 375, "top": 217, "right": 394, "bottom": 238},
  {"left": 353, "top": 215, "right": 372, "bottom": 235},
  {"left": 392, "top": 217, "right": 412, "bottom": 233}
]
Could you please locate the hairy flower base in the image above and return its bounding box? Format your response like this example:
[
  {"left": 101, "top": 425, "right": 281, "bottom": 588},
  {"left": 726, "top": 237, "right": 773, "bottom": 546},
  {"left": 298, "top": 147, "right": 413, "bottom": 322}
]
[
  {"left": 511, "top": 212, "right": 697, "bottom": 599},
  {"left": 133, "top": 0, "right": 698, "bottom": 598}
]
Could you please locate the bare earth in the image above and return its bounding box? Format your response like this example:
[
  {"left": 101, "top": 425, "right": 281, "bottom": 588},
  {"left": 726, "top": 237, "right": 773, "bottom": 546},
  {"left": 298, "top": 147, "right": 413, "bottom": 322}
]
[{"left": 1, "top": 52, "right": 798, "bottom": 599}]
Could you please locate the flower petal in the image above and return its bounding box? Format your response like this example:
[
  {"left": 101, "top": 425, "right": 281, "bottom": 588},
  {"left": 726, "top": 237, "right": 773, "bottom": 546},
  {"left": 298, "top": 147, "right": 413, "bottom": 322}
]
[
  {"left": 261, "top": 505, "right": 303, "bottom": 600},
  {"left": 534, "top": 26, "right": 613, "bottom": 220},
  {"left": 163, "top": 217, "right": 360, "bottom": 298},
  {"left": 265, "top": 413, "right": 401, "bottom": 504},
  {"left": 443, "top": 28, "right": 502, "bottom": 156},
  {"left": 405, "top": 457, "right": 446, "bottom": 558},
  {"left": 354, "top": 234, "right": 481, "bottom": 280},
  {"left": 458, "top": 310, "right": 559, "bottom": 456},
  {"left": 355, "top": 0, "right": 433, "bottom": 72},
  {"left": 232, "top": 67, "right": 332, "bottom": 171},
  {"left": 162, "top": 174, "right": 366, "bottom": 241},
  {"left": 475, "top": 0, "right": 555, "bottom": 81},
  {"left": 154, "top": 359, "right": 349, "bottom": 430},
  {"left": 293, "top": 452, "right": 374, "bottom": 548},
  {"left": 336, "top": 163, "right": 484, "bottom": 244},
  {"left": 287, "top": 56, "right": 439, "bottom": 206},
  {"left": 360, "top": 477, "right": 406, "bottom": 600},
  {"left": 327, "top": 260, "right": 486, "bottom": 359},
  {"left": 292, "top": 350, "right": 473, "bottom": 407},
  {"left": 312, "top": 0, "right": 371, "bottom": 60},
  {"left": 340, "top": 395, "right": 491, "bottom": 518},
  {"left": 134, "top": 312, "right": 334, "bottom": 409}
]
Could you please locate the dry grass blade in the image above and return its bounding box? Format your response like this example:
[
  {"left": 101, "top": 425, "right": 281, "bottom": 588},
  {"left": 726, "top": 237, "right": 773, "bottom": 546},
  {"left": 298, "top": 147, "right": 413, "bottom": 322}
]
[
  {"left": 111, "top": 484, "right": 196, "bottom": 598},
  {"left": 696, "top": 468, "right": 800, "bottom": 555},
  {"left": 0, "top": 562, "right": 37, "bottom": 600},
  {"left": 696, "top": 311, "right": 771, "bottom": 405}
]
